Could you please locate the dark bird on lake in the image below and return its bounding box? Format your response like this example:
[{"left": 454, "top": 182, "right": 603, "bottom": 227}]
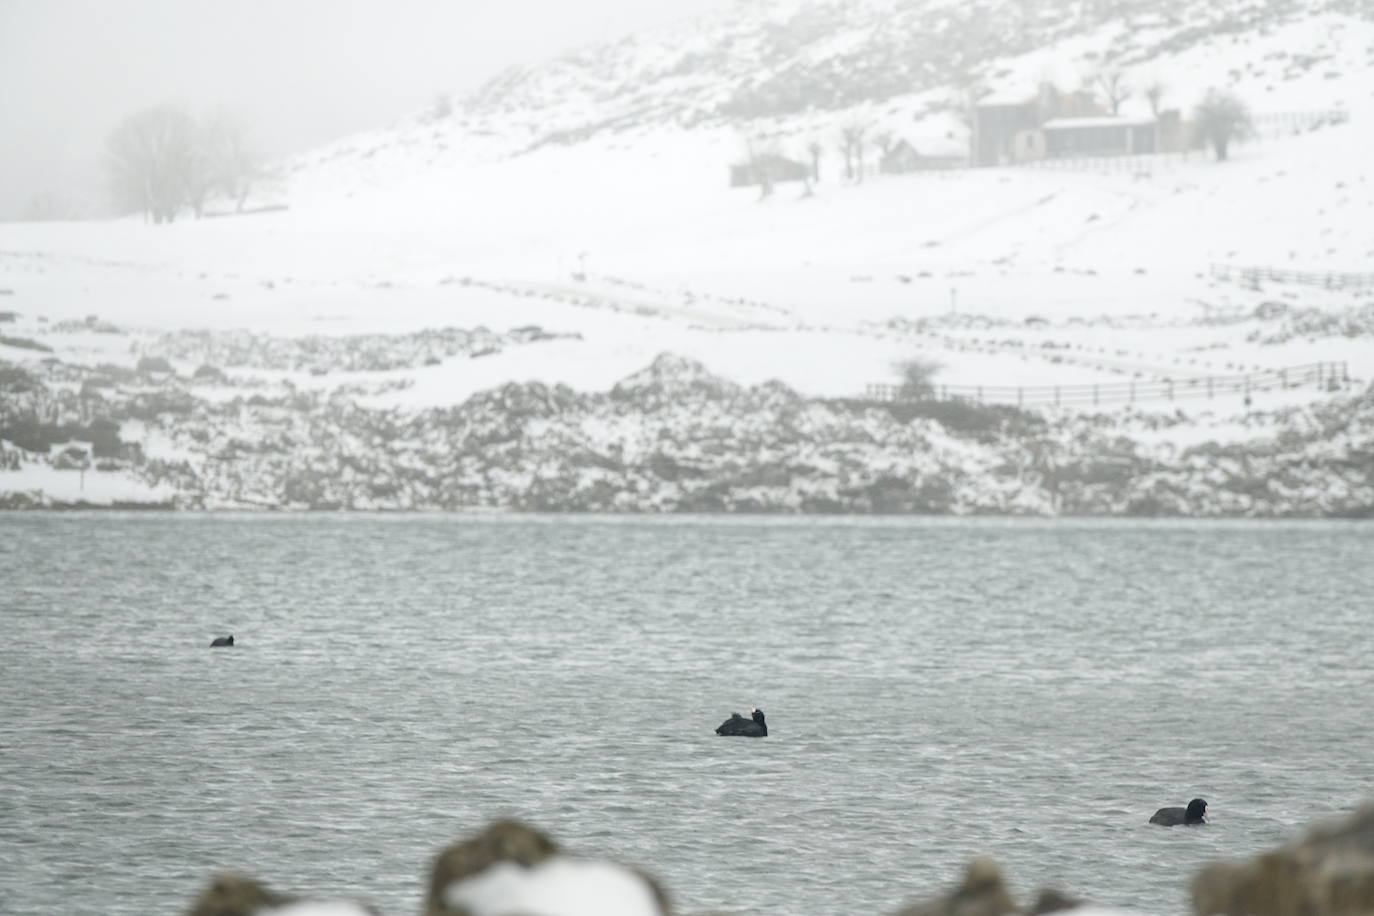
[
  {"left": 210, "top": 635, "right": 235, "bottom": 647},
  {"left": 715, "top": 707, "right": 767, "bottom": 737},
  {"left": 1150, "top": 798, "right": 1207, "bottom": 826}
]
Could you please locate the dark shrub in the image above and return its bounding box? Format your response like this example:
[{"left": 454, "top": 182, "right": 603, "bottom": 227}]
[
  {"left": 193, "top": 364, "right": 227, "bottom": 382},
  {"left": 124, "top": 390, "right": 196, "bottom": 419},
  {"left": 136, "top": 356, "right": 175, "bottom": 374},
  {"left": 0, "top": 335, "right": 52, "bottom": 353},
  {"left": 891, "top": 399, "right": 1043, "bottom": 438},
  {"left": 0, "top": 417, "right": 125, "bottom": 457},
  {"left": 0, "top": 364, "right": 40, "bottom": 392}
]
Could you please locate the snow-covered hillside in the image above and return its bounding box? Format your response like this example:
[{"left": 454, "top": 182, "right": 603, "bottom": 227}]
[{"left": 1, "top": 0, "right": 1371, "bottom": 511}]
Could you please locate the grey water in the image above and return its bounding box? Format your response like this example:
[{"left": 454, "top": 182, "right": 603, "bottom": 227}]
[{"left": 1, "top": 514, "right": 1371, "bottom": 916}]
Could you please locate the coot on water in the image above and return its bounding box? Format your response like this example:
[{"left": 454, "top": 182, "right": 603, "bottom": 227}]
[
  {"left": 1149, "top": 798, "right": 1207, "bottom": 826},
  {"left": 715, "top": 708, "right": 767, "bottom": 737}
]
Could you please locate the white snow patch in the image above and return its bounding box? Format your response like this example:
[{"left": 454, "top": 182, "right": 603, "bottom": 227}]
[
  {"left": 443, "top": 858, "right": 662, "bottom": 916},
  {"left": 0, "top": 463, "right": 176, "bottom": 505},
  {"left": 260, "top": 903, "right": 375, "bottom": 916}
]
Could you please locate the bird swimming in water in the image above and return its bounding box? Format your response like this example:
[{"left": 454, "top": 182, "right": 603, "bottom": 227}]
[
  {"left": 715, "top": 707, "right": 767, "bottom": 737},
  {"left": 1149, "top": 797, "right": 1207, "bottom": 826},
  {"left": 210, "top": 635, "right": 234, "bottom": 647}
]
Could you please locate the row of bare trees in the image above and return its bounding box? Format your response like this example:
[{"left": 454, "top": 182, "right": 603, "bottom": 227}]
[
  {"left": 1078, "top": 62, "right": 1166, "bottom": 117},
  {"left": 741, "top": 120, "right": 917, "bottom": 199},
  {"left": 105, "top": 105, "right": 261, "bottom": 223},
  {"left": 838, "top": 123, "right": 907, "bottom": 183},
  {"left": 1078, "top": 67, "right": 1254, "bottom": 159}
]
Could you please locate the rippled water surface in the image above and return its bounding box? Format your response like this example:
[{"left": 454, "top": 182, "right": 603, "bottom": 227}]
[{"left": 2, "top": 514, "right": 1372, "bottom": 915}]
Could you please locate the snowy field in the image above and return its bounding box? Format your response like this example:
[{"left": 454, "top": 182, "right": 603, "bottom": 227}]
[{"left": 3, "top": 105, "right": 1369, "bottom": 403}]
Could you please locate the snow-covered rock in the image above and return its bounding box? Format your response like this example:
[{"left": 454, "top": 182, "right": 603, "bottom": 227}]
[{"left": 443, "top": 859, "right": 664, "bottom": 916}]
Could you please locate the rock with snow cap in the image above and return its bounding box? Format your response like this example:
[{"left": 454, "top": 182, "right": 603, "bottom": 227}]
[
  {"left": 461, "top": 380, "right": 583, "bottom": 419},
  {"left": 264, "top": 904, "right": 381, "bottom": 916},
  {"left": 424, "top": 819, "right": 668, "bottom": 916},
  {"left": 443, "top": 858, "right": 666, "bottom": 916},
  {"left": 610, "top": 353, "right": 741, "bottom": 411}
]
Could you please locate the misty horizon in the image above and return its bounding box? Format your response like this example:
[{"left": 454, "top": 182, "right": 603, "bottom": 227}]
[{"left": 0, "top": 0, "right": 730, "bottom": 221}]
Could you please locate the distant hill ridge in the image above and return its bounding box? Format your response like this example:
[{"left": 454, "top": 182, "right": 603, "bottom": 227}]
[
  {"left": 285, "top": 0, "right": 1374, "bottom": 192},
  {"left": 456, "top": 0, "right": 1369, "bottom": 140}
]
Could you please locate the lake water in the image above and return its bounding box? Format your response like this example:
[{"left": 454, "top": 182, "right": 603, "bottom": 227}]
[{"left": 1, "top": 514, "right": 1371, "bottom": 916}]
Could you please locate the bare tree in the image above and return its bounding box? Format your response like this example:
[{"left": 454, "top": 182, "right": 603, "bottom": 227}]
[
  {"left": 893, "top": 357, "right": 944, "bottom": 399},
  {"left": 183, "top": 135, "right": 214, "bottom": 220},
  {"left": 1193, "top": 89, "right": 1253, "bottom": 161},
  {"left": 201, "top": 108, "right": 260, "bottom": 213},
  {"left": 806, "top": 139, "right": 822, "bottom": 183},
  {"left": 106, "top": 104, "right": 262, "bottom": 221},
  {"left": 105, "top": 105, "right": 198, "bottom": 223},
  {"left": 739, "top": 132, "right": 777, "bottom": 200},
  {"left": 1143, "top": 78, "right": 1167, "bottom": 117},
  {"left": 872, "top": 129, "right": 897, "bottom": 173},
  {"left": 838, "top": 122, "right": 867, "bottom": 182},
  {"left": 21, "top": 191, "right": 75, "bottom": 222},
  {"left": 1091, "top": 67, "right": 1130, "bottom": 115}
]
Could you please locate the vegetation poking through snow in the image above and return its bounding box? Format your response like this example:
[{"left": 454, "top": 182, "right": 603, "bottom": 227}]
[{"left": 2, "top": 353, "right": 1371, "bottom": 516}]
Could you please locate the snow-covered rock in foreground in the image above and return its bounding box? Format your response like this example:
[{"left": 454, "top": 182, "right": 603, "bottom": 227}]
[
  {"left": 184, "top": 874, "right": 379, "bottom": 916},
  {"left": 443, "top": 859, "right": 663, "bottom": 916},
  {"left": 1192, "top": 804, "right": 1374, "bottom": 916},
  {"left": 175, "top": 809, "right": 1374, "bottom": 916}
]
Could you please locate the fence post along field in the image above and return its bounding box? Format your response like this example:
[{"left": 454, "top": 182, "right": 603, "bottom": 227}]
[
  {"left": 1210, "top": 263, "right": 1374, "bottom": 293},
  {"left": 864, "top": 362, "right": 1352, "bottom": 407}
]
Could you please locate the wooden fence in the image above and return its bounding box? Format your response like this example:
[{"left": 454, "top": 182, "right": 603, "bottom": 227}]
[
  {"left": 1250, "top": 109, "right": 1348, "bottom": 138},
  {"left": 1210, "top": 263, "right": 1374, "bottom": 294},
  {"left": 1014, "top": 109, "right": 1349, "bottom": 172},
  {"left": 864, "top": 362, "right": 1351, "bottom": 408},
  {"left": 1020, "top": 149, "right": 1201, "bottom": 173}
]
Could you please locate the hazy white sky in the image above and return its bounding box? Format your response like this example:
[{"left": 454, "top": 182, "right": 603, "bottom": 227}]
[{"left": 0, "top": 0, "right": 732, "bottom": 220}]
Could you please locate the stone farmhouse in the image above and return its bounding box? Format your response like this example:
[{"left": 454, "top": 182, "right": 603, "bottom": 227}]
[{"left": 971, "top": 82, "right": 1192, "bottom": 166}]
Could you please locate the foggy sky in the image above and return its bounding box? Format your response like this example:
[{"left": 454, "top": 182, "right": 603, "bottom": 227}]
[{"left": 0, "top": 0, "right": 731, "bottom": 221}]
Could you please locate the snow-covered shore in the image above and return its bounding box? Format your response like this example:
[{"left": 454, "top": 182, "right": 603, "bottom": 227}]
[{"left": 3, "top": 352, "right": 1370, "bottom": 515}]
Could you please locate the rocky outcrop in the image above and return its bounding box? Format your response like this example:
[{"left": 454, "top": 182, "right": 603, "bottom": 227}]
[
  {"left": 611, "top": 354, "right": 743, "bottom": 412},
  {"left": 426, "top": 820, "right": 670, "bottom": 916},
  {"left": 1192, "top": 805, "right": 1374, "bottom": 916},
  {"left": 147, "top": 325, "right": 576, "bottom": 375},
  {"left": 184, "top": 873, "right": 378, "bottom": 916},
  {"left": 175, "top": 807, "right": 1374, "bottom": 916},
  {"left": 895, "top": 858, "right": 1019, "bottom": 916},
  {"left": 426, "top": 820, "right": 560, "bottom": 916},
  {"left": 4, "top": 353, "right": 1373, "bottom": 514},
  {"left": 892, "top": 858, "right": 1092, "bottom": 916}
]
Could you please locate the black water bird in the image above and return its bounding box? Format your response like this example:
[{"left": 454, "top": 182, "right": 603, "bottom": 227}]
[
  {"left": 210, "top": 635, "right": 235, "bottom": 647},
  {"left": 715, "top": 707, "right": 767, "bottom": 737},
  {"left": 1149, "top": 797, "right": 1207, "bottom": 826}
]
